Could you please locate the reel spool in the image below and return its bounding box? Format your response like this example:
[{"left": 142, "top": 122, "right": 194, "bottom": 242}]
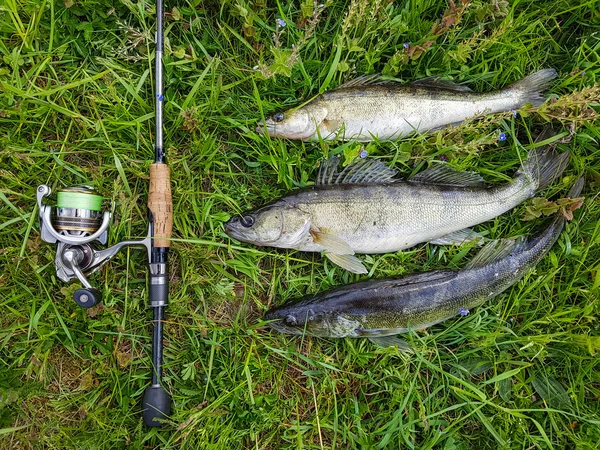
[
  {"left": 38, "top": 184, "right": 150, "bottom": 308},
  {"left": 38, "top": 184, "right": 111, "bottom": 246},
  {"left": 54, "top": 186, "right": 105, "bottom": 236}
]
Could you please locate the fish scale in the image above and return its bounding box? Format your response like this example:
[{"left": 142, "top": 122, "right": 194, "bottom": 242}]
[
  {"left": 291, "top": 180, "right": 533, "bottom": 253},
  {"left": 348, "top": 216, "right": 560, "bottom": 336},
  {"left": 323, "top": 86, "right": 521, "bottom": 141}
]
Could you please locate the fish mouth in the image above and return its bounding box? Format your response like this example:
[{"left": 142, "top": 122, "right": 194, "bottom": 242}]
[
  {"left": 256, "top": 119, "right": 275, "bottom": 136},
  {"left": 266, "top": 318, "right": 304, "bottom": 336},
  {"left": 223, "top": 222, "right": 244, "bottom": 241}
]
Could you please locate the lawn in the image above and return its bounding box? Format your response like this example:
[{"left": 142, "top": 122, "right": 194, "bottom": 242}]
[{"left": 1, "top": 0, "right": 599, "bottom": 448}]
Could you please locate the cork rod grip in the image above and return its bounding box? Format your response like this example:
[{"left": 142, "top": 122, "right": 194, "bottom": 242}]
[{"left": 148, "top": 163, "right": 173, "bottom": 248}]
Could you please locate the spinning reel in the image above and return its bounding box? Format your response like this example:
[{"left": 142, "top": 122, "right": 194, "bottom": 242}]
[{"left": 37, "top": 184, "right": 150, "bottom": 308}]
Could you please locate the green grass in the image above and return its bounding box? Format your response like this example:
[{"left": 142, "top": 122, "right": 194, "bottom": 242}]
[{"left": 1, "top": 0, "right": 599, "bottom": 448}]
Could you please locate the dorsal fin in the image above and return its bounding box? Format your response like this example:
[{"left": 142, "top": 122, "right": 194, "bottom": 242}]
[
  {"left": 464, "top": 239, "right": 521, "bottom": 270},
  {"left": 334, "top": 74, "right": 401, "bottom": 90},
  {"left": 334, "top": 75, "right": 473, "bottom": 92},
  {"left": 409, "top": 164, "right": 486, "bottom": 187},
  {"left": 316, "top": 156, "right": 398, "bottom": 186},
  {"left": 356, "top": 270, "right": 456, "bottom": 291},
  {"left": 568, "top": 176, "right": 584, "bottom": 198},
  {"left": 411, "top": 77, "right": 473, "bottom": 92}
]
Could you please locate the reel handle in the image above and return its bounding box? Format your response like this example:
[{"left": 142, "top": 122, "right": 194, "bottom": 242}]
[{"left": 148, "top": 163, "right": 172, "bottom": 248}]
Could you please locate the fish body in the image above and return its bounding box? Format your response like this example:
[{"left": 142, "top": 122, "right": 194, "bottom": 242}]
[
  {"left": 257, "top": 69, "right": 557, "bottom": 141},
  {"left": 225, "top": 147, "right": 569, "bottom": 273},
  {"left": 264, "top": 178, "right": 583, "bottom": 340},
  {"left": 271, "top": 179, "right": 531, "bottom": 254}
]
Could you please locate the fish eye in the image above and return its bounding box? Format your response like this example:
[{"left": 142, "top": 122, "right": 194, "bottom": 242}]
[
  {"left": 284, "top": 315, "right": 297, "bottom": 326},
  {"left": 272, "top": 112, "right": 285, "bottom": 122},
  {"left": 240, "top": 215, "right": 255, "bottom": 227}
]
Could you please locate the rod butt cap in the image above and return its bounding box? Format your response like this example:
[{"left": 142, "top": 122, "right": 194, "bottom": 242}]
[{"left": 142, "top": 385, "right": 171, "bottom": 427}]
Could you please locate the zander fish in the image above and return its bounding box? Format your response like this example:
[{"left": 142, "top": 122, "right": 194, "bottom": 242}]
[
  {"left": 264, "top": 178, "right": 584, "bottom": 348},
  {"left": 225, "top": 147, "right": 569, "bottom": 274},
  {"left": 256, "top": 69, "right": 557, "bottom": 141}
]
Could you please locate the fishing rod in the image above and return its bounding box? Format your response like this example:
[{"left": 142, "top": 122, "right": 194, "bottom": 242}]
[
  {"left": 142, "top": 0, "right": 172, "bottom": 427},
  {"left": 37, "top": 0, "right": 172, "bottom": 427}
]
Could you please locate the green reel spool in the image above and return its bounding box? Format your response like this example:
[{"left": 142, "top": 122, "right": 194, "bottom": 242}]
[
  {"left": 54, "top": 186, "right": 105, "bottom": 233},
  {"left": 57, "top": 187, "right": 103, "bottom": 211}
]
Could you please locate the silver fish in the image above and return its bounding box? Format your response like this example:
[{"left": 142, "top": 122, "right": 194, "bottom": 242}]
[
  {"left": 224, "top": 147, "right": 569, "bottom": 274},
  {"left": 256, "top": 69, "right": 557, "bottom": 141},
  {"left": 264, "top": 178, "right": 584, "bottom": 348}
]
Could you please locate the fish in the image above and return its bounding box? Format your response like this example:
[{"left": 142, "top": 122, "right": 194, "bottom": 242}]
[
  {"left": 256, "top": 69, "right": 557, "bottom": 141},
  {"left": 224, "top": 145, "right": 569, "bottom": 274},
  {"left": 264, "top": 178, "right": 584, "bottom": 348}
]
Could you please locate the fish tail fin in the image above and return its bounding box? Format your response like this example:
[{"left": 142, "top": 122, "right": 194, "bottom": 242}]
[
  {"left": 518, "top": 146, "right": 570, "bottom": 191},
  {"left": 506, "top": 68, "right": 557, "bottom": 107}
]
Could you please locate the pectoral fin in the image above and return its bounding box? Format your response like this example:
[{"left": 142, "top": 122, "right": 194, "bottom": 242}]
[
  {"left": 311, "top": 228, "right": 354, "bottom": 255},
  {"left": 368, "top": 336, "right": 413, "bottom": 352},
  {"left": 311, "top": 227, "right": 367, "bottom": 274},
  {"left": 325, "top": 253, "right": 368, "bottom": 274},
  {"left": 320, "top": 118, "right": 343, "bottom": 136},
  {"left": 428, "top": 228, "right": 484, "bottom": 246}
]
